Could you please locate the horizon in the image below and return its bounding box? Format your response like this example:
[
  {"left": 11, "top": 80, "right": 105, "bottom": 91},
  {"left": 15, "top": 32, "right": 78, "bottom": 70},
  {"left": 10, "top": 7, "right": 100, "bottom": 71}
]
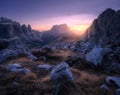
[{"left": 0, "top": 0, "right": 120, "bottom": 34}]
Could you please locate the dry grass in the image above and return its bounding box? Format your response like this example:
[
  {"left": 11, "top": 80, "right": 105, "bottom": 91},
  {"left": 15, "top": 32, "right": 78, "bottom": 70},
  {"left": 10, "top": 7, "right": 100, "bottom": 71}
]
[{"left": 0, "top": 49, "right": 117, "bottom": 95}]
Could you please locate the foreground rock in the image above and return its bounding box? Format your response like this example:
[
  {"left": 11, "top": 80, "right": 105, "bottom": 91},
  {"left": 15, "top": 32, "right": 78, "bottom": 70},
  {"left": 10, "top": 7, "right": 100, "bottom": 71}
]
[
  {"left": 106, "top": 76, "right": 120, "bottom": 87},
  {"left": 50, "top": 62, "right": 74, "bottom": 95},
  {"left": 116, "top": 88, "right": 120, "bottom": 95},
  {"left": 0, "top": 48, "right": 37, "bottom": 63},
  {"left": 85, "top": 47, "right": 111, "bottom": 66},
  {"left": 6, "top": 63, "right": 31, "bottom": 74}
]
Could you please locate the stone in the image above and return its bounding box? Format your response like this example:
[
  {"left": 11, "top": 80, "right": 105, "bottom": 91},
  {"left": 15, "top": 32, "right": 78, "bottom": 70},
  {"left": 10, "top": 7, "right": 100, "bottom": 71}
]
[
  {"left": 50, "top": 62, "right": 73, "bottom": 84},
  {"left": 116, "top": 88, "right": 120, "bottom": 95},
  {"left": 37, "top": 64, "right": 54, "bottom": 71},
  {"left": 50, "top": 62, "right": 74, "bottom": 95},
  {"left": 6, "top": 63, "right": 31, "bottom": 74},
  {"left": 85, "top": 47, "right": 111, "bottom": 66},
  {"left": 100, "top": 84, "right": 109, "bottom": 91},
  {"left": 106, "top": 76, "right": 120, "bottom": 87},
  {"left": 6, "top": 63, "right": 21, "bottom": 70},
  {"left": 11, "top": 68, "right": 31, "bottom": 74}
]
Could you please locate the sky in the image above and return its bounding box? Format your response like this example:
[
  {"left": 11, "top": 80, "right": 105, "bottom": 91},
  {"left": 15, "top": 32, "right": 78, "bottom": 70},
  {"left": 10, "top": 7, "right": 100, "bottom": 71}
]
[{"left": 0, "top": 0, "right": 120, "bottom": 33}]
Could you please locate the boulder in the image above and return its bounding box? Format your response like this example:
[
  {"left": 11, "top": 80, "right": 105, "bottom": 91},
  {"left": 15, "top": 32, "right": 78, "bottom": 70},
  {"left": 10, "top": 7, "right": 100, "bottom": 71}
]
[
  {"left": 6, "top": 63, "right": 31, "bottom": 74},
  {"left": 116, "top": 88, "right": 120, "bottom": 95},
  {"left": 106, "top": 76, "right": 120, "bottom": 87},
  {"left": 50, "top": 62, "right": 74, "bottom": 95},
  {"left": 6, "top": 63, "right": 21, "bottom": 70},
  {"left": 50, "top": 62, "right": 73, "bottom": 84},
  {"left": 85, "top": 47, "right": 111, "bottom": 66},
  {"left": 37, "top": 64, "right": 54, "bottom": 71},
  {"left": 100, "top": 84, "right": 109, "bottom": 91}
]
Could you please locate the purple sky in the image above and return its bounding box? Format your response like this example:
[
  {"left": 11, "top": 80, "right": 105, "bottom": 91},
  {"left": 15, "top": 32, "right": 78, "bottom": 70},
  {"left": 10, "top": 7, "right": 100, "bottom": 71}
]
[{"left": 0, "top": 0, "right": 120, "bottom": 31}]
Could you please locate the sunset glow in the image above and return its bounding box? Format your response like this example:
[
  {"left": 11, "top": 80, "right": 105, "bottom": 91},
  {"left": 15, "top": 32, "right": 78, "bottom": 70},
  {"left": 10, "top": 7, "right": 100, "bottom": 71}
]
[
  {"left": 70, "top": 24, "right": 90, "bottom": 34},
  {"left": 32, "top": 14, "right": 95, "bottom": 35}
]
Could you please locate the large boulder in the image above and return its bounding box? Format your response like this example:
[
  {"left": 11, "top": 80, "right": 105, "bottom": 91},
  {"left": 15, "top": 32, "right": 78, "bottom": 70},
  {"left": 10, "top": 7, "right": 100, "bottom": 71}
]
[
  {"left": 50, "top": 62, "right": 73, "bottom": 95},
  {"left": 50, "top": 62, "right": 73, "bottom": 83},
  {"left": 116, "top": 88, "right": 120, "bottom": 95},
  {"left": 85, "top": 47, "right": 111, "bottom": 66}
]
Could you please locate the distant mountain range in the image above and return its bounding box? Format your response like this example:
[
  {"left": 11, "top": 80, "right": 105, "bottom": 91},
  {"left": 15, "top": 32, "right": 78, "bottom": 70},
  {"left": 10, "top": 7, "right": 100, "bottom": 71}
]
[
  {"left": 0, "top": 8, "right": 120, "bottom": 51},
  {"left": 0, "top": 18, "right": 73, "bottom": 50}
]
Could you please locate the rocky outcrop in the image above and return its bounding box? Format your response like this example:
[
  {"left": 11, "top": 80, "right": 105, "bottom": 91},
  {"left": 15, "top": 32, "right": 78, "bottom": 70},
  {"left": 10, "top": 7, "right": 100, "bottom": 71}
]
[
  {"left": 0, "top": 17, "right": 42, "bottom": 48},
  {"left": 0, "top": 47, "right": 37, "bottom": 63},
  {"left": 84, "top": 8, "right": 120, "bottom": 47}
]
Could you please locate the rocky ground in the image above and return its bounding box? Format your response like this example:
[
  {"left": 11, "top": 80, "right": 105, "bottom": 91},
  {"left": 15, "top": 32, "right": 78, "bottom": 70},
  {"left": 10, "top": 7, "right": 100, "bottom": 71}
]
[
  {"left": 0, "top": 8, "right": 120, "bottom": 95},
  {"left": 0, "top": 48, "right": 119, "bottom": 95}
]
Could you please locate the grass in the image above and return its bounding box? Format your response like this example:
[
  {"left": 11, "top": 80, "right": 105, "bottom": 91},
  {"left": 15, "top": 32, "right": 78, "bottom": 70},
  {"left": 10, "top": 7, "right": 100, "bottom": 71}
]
[{"left": 0, "top": 49, "right": 118, "bottom": 95}]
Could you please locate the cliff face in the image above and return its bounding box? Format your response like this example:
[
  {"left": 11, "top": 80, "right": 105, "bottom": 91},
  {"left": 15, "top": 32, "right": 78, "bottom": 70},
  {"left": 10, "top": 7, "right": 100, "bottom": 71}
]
[
  {"left": 84, "top": 8, "right": 120, "bottom": 47},
  {"left": 0, "top": 17, "right": 42, "bottom": 48}
]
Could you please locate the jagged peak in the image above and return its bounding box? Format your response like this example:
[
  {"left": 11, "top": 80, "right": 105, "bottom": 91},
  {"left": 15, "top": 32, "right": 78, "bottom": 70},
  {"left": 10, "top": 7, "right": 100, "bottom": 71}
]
[
  {"left": 0, "top": 17, "right": 20, "bottom": 25},
  {"left": 98, "top": 8, "right": 117, "bottom": 19}
]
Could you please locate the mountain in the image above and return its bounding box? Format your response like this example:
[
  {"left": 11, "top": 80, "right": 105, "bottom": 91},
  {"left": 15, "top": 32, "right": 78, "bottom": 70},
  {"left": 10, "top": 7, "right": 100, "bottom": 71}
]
[
  {"left": 83, "top": 8, "right": 120, "bottom": 47},
  {"left": 0, "top": 17, "right": 42, "bottom": 49},
  {"left": 40, "top": 24, "right": 72, "bottom": 45},
  {"left": 74, "top": 8, "right": 120, "bottom": 74}
]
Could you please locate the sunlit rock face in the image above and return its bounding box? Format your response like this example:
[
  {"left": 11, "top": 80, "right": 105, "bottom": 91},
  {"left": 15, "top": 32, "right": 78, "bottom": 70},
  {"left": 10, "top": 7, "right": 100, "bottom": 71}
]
[{"left": 84, "top": 8, "right": 120, "bottom": 47}]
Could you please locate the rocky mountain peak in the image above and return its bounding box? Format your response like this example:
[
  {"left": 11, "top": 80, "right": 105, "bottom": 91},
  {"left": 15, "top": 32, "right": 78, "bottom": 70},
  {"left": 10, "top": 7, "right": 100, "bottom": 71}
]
[
  {"left": 83, "top": 8, "right": 120, "bottom": 47},
  {"left": 51, "top": 24, "right": 70, "bottom": 32}
]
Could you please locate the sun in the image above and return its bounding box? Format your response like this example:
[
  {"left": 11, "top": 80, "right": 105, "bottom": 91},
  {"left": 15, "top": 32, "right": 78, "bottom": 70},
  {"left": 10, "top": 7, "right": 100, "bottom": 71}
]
[{"left": 70, "top": 24, "right": 90, "bottom": 35}]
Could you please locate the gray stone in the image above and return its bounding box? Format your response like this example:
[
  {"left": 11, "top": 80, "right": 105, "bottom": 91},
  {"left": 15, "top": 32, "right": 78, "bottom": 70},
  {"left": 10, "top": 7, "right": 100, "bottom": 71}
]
[
  {"left": 6, "top": 63, "right": 31, "bottom": 74},
  {"left": 86, "top": 47, "right": 111, "bottom": 66},
  {"left": 116, "top": 88, "right": 120, "bottom": 95},
  {"left": 100, "top": 84, "right": 109, "bottom": 91},
  {"left": 6, "top": 63, "right": 21, "bottom": 70},
  {"left": 106, "top": 76, "right": 120, "bottom": 87},
  {"left": 37, "top": 64, "right": 54, "bottom": 71},
  {"left": 50, "top": 62, "right": 73, "bottom": 84},
  {"left": 11, "top": 68, "right": 31, "bottom": 74}
]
